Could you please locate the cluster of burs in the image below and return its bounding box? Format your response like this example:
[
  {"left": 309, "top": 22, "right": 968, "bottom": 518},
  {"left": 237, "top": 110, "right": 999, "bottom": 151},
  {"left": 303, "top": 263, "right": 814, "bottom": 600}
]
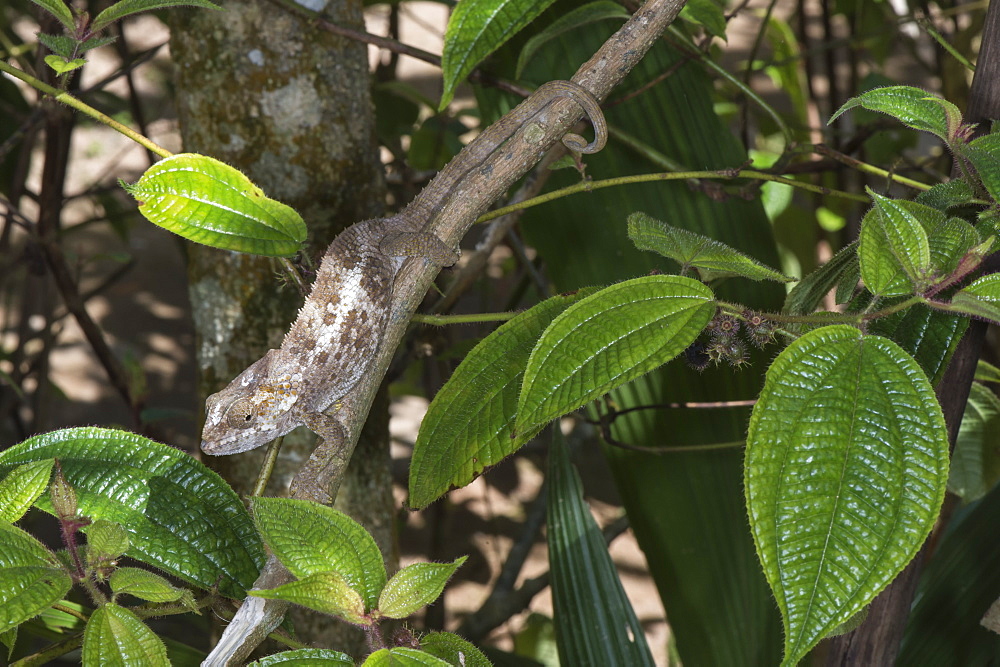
[{"left": 684, "top": 310, "right": 778, "bottom": 371}]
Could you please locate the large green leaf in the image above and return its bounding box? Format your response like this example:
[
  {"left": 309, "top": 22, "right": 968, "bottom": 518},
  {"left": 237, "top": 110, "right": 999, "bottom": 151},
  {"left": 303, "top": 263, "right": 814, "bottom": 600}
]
[
  {"left": 0, "top": 523, "right": 72, "bottom": 634},
  {"left": 516, "top": 275, "right": 715, "bottom": 435},
  {"left": 515, "top": 1, "right": 629, "bottom": 78},
  {"left": 441, "top": 0, "right": 560, "bottom": 108},
  {"left": 745, "top": 325, "right": 949, "bottom": 666},
  {"left": 121, "top": 153, "right": 306, "bottom": 257},
  {"left": 409, "top": 289, "right": 597, "bottom": 509},
  {"left": 783, "top": 242, "right": 858, "bottom": 315},
  {"left": 547, "top": 433, "right": 653, "bottom": 666},
  {"left": 0, "top": 428, "right": 264, "bottom": 598},
  {"left": 82, "top": 603, "right": 168, "bottom": 667},
  {"left": 251, "top": 497, "right": 385, "bottom": 611},
  {"left": 26, "top": 0, "right": 75, "bottom": 31}
]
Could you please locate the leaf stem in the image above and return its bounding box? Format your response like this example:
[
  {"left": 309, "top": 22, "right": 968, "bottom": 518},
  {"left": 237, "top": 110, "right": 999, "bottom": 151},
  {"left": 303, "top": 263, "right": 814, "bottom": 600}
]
[
  {"left": 477, "top": 168, "right": 869, "bottom": 224},
  {"left": 813, "top": 144, "right": 933, "bottom": 191},
  {"left": 411, "top": 311, "right": 519, "bottom": 325},
  {"left": 0, "top": 59, "right": 172, "bottom": 159}
]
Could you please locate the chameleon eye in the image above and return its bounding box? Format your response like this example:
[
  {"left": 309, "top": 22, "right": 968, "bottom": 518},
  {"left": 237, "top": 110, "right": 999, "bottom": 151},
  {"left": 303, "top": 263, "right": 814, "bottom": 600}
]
[{"left": 226, "top": 398, "right": 256, "bottom": 429}]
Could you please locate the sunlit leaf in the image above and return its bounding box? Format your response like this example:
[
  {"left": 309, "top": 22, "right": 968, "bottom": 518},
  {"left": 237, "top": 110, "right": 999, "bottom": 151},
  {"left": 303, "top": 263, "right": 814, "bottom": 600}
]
[{"left": 121, "top": 153, "right": 306, "bottom": 257}]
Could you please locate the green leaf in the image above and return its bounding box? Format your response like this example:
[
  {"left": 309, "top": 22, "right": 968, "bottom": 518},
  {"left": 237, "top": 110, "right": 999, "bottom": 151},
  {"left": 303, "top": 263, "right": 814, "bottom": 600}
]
[
  {"left": 962, "top": 132, "right": 1000, "bottom": 203},
  {"left": 975, "top": 360, "right": 1000, "bottom": 384},
  {"left": 377, "top": 557, "right": 467, "bottom": 620},
  {"left": 252, "top": 497, "right": 386, "bottom": 610},
  {"left": 0, "top": 459, "right": 53, "bottom": 523},
  {"left": 36, "top": 33, "right": 78, "bottom": 58},
  {"left": 362, "top": 648, "right": 452, "bottom": 667},
  {"left": 946, "top": 273, "right": 1000, "bottom": 324},
  {"left": 949, "top": 383, "right": 1000, "bottom": 503},
  {"left": 868, "top": 302, "right": 967, "bottom": 385},
  {"left": 121, "top": 153, "right": 306, "bottom": 257},
  {"left": 515, "top": 1, "right": 628, "bottom": 78},
  {"left": 679, "top": 0, "right": 727, "bottom": 40},
  {"left": 547, "top": 431, "right": 654, "bottom": 665},
  {"left": 0, "top": 523, "right": 72, "bottom": 634},
  {"left": 859, "top": 190, "right": 932, "bottom": 296},
  {"left": 44, "top": 55, "right": 87, "bottom": 75},
  {"left": 250, "top": 571, "right": 368, "bottom": 625},
  {"left": 78, "top": 35, "right": 119, "bottom": 53},
  {"left": 110, "top": 567, "right": 189, "bottom": 603},
  {"left": 27, "top": 0, "right": 75, "bottom": 31},
  {"left": 409, "top": 288, "right": 598, "bottom": 509},
  {"left": 91, "top": 0, "right": 221, "bottom": 33},
  {"left": 745, "top": 325, "right": 949, "bottom": 666},
  {"left": 82, "top": 603, "right": 169, "bottom": 667},
  {"left": 0, "top": 427, "right": 264, "bottom": 598},
  {"left": 515, "top": 275, "right": 715, "bottom": 435},
  {"left": 915, "top": 178, "right": 976, "bottom": 212},
  {"left": 419, "top": 632, "right": 492, "bottom": 667},
  {"left": 829, "top": 86, "right": 960, "bottom": 143},
  {"left": 248, "top": 648, "right": 354, "bottom": 666},
  {"left": 784, "top": 241, "right": 858, "bottom": 314},
  {"left": 628, "top": 212, "right": 792, "bottom": 282},
  {"left": 86, "top": 519, "right": 130, "bottom": 561},
  {"left": 440, "top": 0, "right": 559, "bottom": 108}
]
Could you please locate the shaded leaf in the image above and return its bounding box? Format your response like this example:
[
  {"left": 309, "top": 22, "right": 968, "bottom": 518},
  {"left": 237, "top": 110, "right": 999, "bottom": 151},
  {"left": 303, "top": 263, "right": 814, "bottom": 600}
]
[
  {"left": 82, "top": 603, "right": 168, "bottom": 667},
  {"left": 27, "top": 0, "right": 75, "bottom": 31},
  {"left": 949, "top": 383, "right": 1000, "bottom": 503},
  {"left": 378, "top": 557, "right": 467, "bottom": 620},
  {"left": 829, "top": 86, "right": 959, "bottom": 143},
  {"left": 680, "top": 0, "right": 727, "bottom": 40},
  {"left": 121, "top": 153, "right": 306, "bottom": 257},
  {"left": 86, "top": 519, "right": 130, "bottom": 560},
  {"left": 962, "top": 132, "right": 1000, "bottom": 203},
  {"left": 516, "top": 275, "right": 715, "bottom": 435},
  {"left": 0, "top": 523, "right": 72, "bottom": 634},
  {"left": 516, "top": 1, "right": 628, "bottom": 78},
  {"left": 784, "top": 242, "right": 858, "bottom": 314},
  {"left": 629, "top": 212, "right": 791, "bottom": 282},
  {"left": 409, "top": 289, "right": 598, "bottom": 509},
  {"left": 91, "top": 0, "right": 220, "bottom": 33},
  {"left": 0, "top": 459, "right": 53, "bottom": 523},
  {"left": 441, "top": 0, "right": 559, "bottom": 108},
  {"left": 548, "top": 432, "right": 654, "bottom": 665},
  {"left": 250, "top": 571, "right": 368, "bottom": 625},
  {"left": 0, "top": 428, "right": 264, "bottom": 598},
  {"left": 252, "top": 497, "right": 385, "bottom": 610},
  {"left": 745, "top": 325, "right": 949, "bottom": 666},
  {"left": 915, "top": 179, "right": 976, "bottom": 212},
  {"left": 976, "top": 360, "right": 1000, "bottom": 384}
]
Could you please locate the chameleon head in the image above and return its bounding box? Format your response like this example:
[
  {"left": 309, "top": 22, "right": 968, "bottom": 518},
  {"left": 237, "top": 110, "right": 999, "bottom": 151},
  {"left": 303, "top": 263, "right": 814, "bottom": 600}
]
[{"left": 200, "top": 350, "right": 304, "bottom": 455}]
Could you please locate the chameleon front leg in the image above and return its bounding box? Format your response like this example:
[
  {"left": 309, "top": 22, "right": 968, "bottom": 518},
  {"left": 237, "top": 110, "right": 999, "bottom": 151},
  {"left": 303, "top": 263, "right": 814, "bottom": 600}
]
[{"left": 288, "top": 409, "right": 351, "bottom": 505}]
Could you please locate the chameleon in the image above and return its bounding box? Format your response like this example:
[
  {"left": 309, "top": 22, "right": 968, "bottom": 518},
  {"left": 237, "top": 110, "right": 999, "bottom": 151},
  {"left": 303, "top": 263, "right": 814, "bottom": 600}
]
[{"left": 200, "top": 80, "right": 608, "bottom": 503}]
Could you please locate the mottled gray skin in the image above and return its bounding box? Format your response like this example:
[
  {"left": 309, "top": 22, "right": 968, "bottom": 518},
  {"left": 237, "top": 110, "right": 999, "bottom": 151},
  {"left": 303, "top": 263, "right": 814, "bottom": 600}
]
[
  {"left": 201, "top": 216, "right": 455, "bottom": 456},
  {"left": 200, "top": 80, "right": 607, "bottom": 501}
]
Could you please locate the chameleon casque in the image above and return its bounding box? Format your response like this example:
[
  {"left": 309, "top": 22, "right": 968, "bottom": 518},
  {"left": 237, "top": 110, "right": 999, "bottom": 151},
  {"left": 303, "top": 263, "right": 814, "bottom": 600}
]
[{"left": 200, "top": 80, "right": 607, "bottom": 502}]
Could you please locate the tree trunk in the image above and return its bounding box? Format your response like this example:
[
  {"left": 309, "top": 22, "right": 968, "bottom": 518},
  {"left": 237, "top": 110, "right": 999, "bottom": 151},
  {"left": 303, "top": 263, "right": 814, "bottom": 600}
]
[{"left": 170, "top": 0, "right": 395, "bottom": 654}]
